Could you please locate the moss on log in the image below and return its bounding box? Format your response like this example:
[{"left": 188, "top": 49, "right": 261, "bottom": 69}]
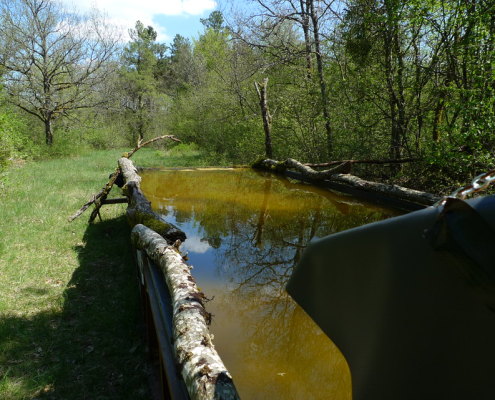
[
  {"left": 119, "top": 157, "right": 186, "bottom": 244},
  {"left": 131, "top": 224, "right": 240, "bottom": 400}
]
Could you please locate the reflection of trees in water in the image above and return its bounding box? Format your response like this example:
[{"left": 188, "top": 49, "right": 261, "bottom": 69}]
[
  {"left": 140, "top": 169, "right": 391, "bottom": 399},
  {"left": 212, "top": 179, "right": 351, "bottom": 398}
]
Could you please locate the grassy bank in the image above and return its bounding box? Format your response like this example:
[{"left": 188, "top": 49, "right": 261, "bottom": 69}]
[{"left": 0, "top": 146, "right": 209, "bottom": 399}]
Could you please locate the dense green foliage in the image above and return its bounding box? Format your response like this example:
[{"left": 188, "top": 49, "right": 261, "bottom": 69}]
[{"left": 1, "top": 0, "right": 494, "bottom": 192}]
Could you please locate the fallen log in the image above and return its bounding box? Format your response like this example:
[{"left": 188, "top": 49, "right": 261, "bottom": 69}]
[
  {"left": 131, "top": 224, "right": 240, "bottom": 400},
  {"left": 69, "top": 134, "right": 180, "bottom": 223},
  {"left": 305, "top": 158, "right": 418, "bottom": 168},
  {"left": 119, "top": 157, "right": 186, "bottom": 244},
  {"left": 254, "top": 158, "right": 351, "bottom": 178},
  {"left": 254, "top": 158, "right": 440, "bottom": 209},
  {"left": 329, "top": 173, "right": 439, "bottom": 206}
]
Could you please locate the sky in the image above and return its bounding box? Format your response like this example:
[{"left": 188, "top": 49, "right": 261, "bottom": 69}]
[{"left": 61, "top": 0, "right": 220, "bottom": 43}]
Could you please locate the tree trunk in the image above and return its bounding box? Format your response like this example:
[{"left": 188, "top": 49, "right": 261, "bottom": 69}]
[
  {"left": 254, "top": 78, "right": 273, "bottom": 158},
  {"left": 300, "top": 0, "right": 313, "bottom": 79},
  {"left": 137, "top": 94, "right": 145, "bottom": 143},
  {"left": 309, "top": 0, "right": 333, "bottom": 157},
  {"left": 432, "top": 98, "right": 444, "bottom": 143},
  {"left": 131, "top": 224, "right": 240, "bottom": 400},
  {"left": 383, "top": 7, "right": 401, "bottom": 167},
  {"left": 45, "top": 118, "right": 53, "bottom": 145}
]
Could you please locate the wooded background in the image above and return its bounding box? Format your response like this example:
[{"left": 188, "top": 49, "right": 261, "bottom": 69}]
[{"left": 1, "top": 0, "right": 494, "bottom": 193}]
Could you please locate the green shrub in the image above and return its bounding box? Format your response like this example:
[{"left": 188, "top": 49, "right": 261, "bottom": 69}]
[{"left": 0, "top": 108, "right": 28, "bottom": 171}]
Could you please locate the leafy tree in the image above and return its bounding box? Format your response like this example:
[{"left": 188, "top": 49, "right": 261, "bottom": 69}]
[
  {"left": 165, "top": 34, "right": 201, "bottom": 95},
  {"left": 200, "top": 10, "right": 225, "bottom": 31},
  {"left": 0, "top": 104, "right": 27, "bottom": 171},
  {"left": 0, "top": 0, "right": 119, "bottom": 145},
  {"left": 120, "top": 21, "right": 168, "bottom": 143}
]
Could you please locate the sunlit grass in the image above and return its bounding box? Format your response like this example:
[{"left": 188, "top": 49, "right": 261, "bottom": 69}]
[{"left": 0, "top": 146, "right": 207, "bottom": 399}]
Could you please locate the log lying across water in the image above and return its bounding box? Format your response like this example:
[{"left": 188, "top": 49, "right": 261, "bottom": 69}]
[
  {"left": 253, "top": 158, "right": 440, "bottom": 211},
  {"left": 131, "top": 224, "right": 240, "bottom": 400},
  {"left": 119, "top": 157, "right": 186, "bottom": 244}
]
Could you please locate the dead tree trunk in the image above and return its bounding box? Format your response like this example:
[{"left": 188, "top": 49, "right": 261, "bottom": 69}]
[
  {"left": 119, "top": 157, "right": 186, "bottom": 244},
  {"left": 131, "top": 224, "right": 240, "bottom": 400},
  {"left": 255, "top": 78, "right": 273, "bottom": 159}
]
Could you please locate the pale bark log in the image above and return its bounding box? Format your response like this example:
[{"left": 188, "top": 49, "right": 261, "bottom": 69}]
[
  {"left": 131, "top": 224, "right": 240, "bottom": 400},
  {"left": 119, "top": 157, "right": 186, "bottom": 244},
  {"left": 329, "top": 173, "right": 439, "bottom": 206},
  {"left": 254, "top": 158, "right": 440, "bottom": 207},
  {"left": 254, "top": 158, "right": 351, "bottom": 178},
  {"left": 69, "top": 135, "right": 180, "bottom": 222},
  {"left": 305, "top": 158, "right": 418, "bottom": 168}
]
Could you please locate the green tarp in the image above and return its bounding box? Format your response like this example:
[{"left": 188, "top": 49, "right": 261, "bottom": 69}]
[{"left": 287, "top": 195, "right": 495, "bottom": 400}]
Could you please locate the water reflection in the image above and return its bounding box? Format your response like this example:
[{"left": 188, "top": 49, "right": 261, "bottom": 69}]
[{"left": 140, "top": 168, "right": 396, "bottom": 400}]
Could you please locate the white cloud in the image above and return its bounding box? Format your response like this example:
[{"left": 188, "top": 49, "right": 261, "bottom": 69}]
[
  {"left": 182, "top": 236, "right": 211, "bottom": 254},
  {"left": 61, "top": 0, "right": 217, "bottom": 41}
]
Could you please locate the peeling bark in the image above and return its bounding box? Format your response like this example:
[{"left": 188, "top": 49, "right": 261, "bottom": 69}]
[
  {"left": 119, "top": 157, "right": 186, "bottom": 244},
  {"left": 131, "top": 224, "right": 240, "bottom": 400}
]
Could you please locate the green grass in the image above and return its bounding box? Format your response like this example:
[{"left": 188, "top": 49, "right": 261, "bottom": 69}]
[{"left": 0, "top": 146, "right": 211, "bottom": 399}]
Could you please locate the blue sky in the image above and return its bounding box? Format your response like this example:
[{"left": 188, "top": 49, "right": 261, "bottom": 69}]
[
  {"left": 61, "top": 0, "right": 221, "bottom": 43},
  {"left": 153, "top": 13, "right": 211, "bottom": 42}
]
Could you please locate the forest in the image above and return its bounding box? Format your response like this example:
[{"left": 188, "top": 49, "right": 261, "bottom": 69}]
[{"left": 1, "top": 0, "right": 494, "bottom": 193}]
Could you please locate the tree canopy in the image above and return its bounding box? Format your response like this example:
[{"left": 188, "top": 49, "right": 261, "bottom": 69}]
[
  {"left": 1, "top": 2, "right": 494, "bottom": 192},
  {"left": 0, "top": 0, "right": 119, "bottom": 145}
]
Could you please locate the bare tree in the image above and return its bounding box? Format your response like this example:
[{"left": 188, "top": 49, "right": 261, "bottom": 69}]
[
  {"left": 0, "top": 0, "right": 119, "bottom": 145},
  {"left": 230, "top": 0, "right": 337, "bottom": 157}
]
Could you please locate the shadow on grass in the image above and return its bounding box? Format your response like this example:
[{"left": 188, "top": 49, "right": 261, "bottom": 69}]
[{"left": 0, "top": 216, "right": 152, "bottom": 399}]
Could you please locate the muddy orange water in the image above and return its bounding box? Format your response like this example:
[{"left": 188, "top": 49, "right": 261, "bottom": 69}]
[{"left": 140, "top": 168, "right": 397, "bottom": 399}]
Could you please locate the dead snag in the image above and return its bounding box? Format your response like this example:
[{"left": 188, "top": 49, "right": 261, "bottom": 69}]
[
  {"left": 131, "top": 224, "right": 240, "bottom": 400},
  {"left": 119, "top": 157, "right": 185, "bottom": 244}
]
